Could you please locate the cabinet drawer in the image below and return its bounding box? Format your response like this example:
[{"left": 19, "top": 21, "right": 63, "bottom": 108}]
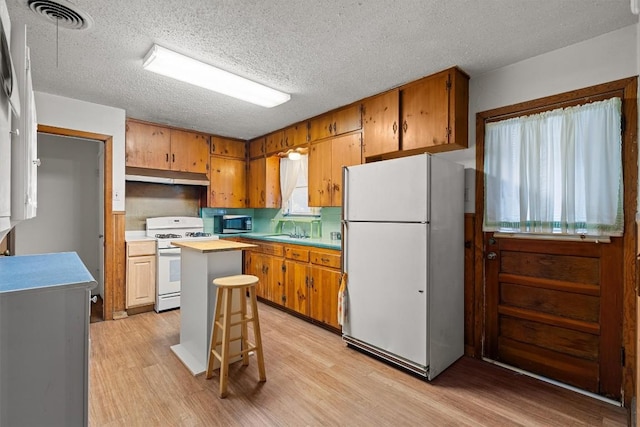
[
  {"left": 285, "top": 247, "right": 310, "bottom": 262},
  {"left": 310, "top": 251, "right": 341, "bottom": 269},
  {"left": 261, "top": 242, "right": 284, "bottom": 257},
  {"left": 127, "top": 240, "right": 156, "bottom": 257}
]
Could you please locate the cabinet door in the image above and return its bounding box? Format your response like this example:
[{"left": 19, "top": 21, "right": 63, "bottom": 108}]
[
  {"left": 362, "top": 90, "right": 400, "bottom": 158},
  {"left": 125, "top": 120, "right": 171, "bottom": 169},
  {"left": 210, "top": 136, "right": 246, "bottom": 159},
  {"left": 309, "top": 265, "right": 341, "bottom": 329},
  {"left": 284, "top": 260, "right": 309, "bottom": 315},
  {"left": 169, "top": 129, "right": 210, "bottom": 173},
  {"left": 245, "top": 251, "right": 267, "bottom": 298},
  {"left": 209, "top": 157, "right": 246, "bottom": 208},
  {"left": 309, "top": 112, "right": 334, "bottom": 142},
  {"left": 249, "top": 137, "right": 265, "bottom": 159},
  {"left": 264, "top": 254, "right": 285, "bottom": 305},
  {"left": 247, "top": 156, "right": 281, "bottom": 208},
  {"left": 283, "top": 122, "right": 309, "bottom": 148},
  {"left": 333, "top": 104, "right": 362, "bottom": 136},
  {"left": 330, "top": 133, "right": 362, "bottom": 207},
  {"left": 308, "top": 140, "right": 332, "bottom": 207},
  {"left": 265, "top": 131, "right": 285, "bottom": 155},
  {"left": 401, "top": 71, "right": 449, "bottom": 151},
  {"left": 126, "top": 255, "right": 156, "bottom": 308}
]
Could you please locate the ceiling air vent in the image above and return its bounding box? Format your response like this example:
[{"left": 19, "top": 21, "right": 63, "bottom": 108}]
[{"left": 25, "top": 0, "right": 93, "bottom": 30}]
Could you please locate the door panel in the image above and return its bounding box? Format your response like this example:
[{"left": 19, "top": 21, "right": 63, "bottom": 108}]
[
  {"left": 344, "top": 154, "right": 428, "bottom": 222},
  {"left": 485, "top": 234, "right": 623, "bottom": 399},
  {"left": 344, "top": 221, "right": 428, "bottom": 366}
]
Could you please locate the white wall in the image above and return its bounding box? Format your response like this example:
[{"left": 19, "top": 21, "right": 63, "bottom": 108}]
[
  {"left": 439, "top": 24, "right": 638, "bottom": 214},
  {"left": 34, "top": 92, "right": 126, "bottom": 211},
  {"left": 439, "top": 24, "right": 638, "bottom": 172},
  {"left": 14, "top": 134, "right": 101, "bottom": 294}
]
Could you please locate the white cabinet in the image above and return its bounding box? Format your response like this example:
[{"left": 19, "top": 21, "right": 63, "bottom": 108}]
[
  {"left": 10, "top": 23, "right": 38, "bottom": 223},
  {"left": 0, "top": 252, "right": 96, "bottom": 426},
  {"left": 0, "top": 1, "right": 14, "bottom": 239}
]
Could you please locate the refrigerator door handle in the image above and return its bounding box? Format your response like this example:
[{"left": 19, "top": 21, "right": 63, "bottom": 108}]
[
  {"left": 342, "top": 166, "right": 349, "bottom": 221},
  {"left": 341, "top": 220, "right": 348, "bottom": 274}
]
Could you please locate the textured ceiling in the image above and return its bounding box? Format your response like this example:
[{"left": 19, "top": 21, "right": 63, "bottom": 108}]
[{"left": 5, "top": 0, "right": 638, "bottom": 140}]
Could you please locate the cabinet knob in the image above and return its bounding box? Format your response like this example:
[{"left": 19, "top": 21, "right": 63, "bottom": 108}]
[
  {"left": 402, "top": 120, "right": 408, "bottom": 133},
  {"left": 392, "top": 121, "right": 398, "bottom": 134}
]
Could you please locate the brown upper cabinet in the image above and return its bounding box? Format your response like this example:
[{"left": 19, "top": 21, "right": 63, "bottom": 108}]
[
  {"left": 265, "top": 130, "right": 285, "bottom": 155},
  {"left": 401, "top": 67, "right": 468, "bottom": 152},
  {"left": 308, "top": 132, "right": 362, "bottom": 207},
  {"left": 125, "top": 120, "right": 210, "bottom": 174},
  {"left": 362, "top": 67, "right": 469, "bottom": 159},
  {"left": 210, "top": 136, "right": 246, "bottom": 159},
  {"left": 309, "top": 104, "right": 362, "bottom": 142},
  {"left": 247, "top": 156, "right": 281, "bottom": 208},
  {"left": 208, "top": 136, "right": 247, "bottom": 208},
  {"left": 283, "top": 122, "right": 309, "bottom": 148},
  {"left": 249, "top": 137, "right": 266, "bottom": 159},
  {"left": 361, "top": 90, "right": 400, "bottom": 157}
]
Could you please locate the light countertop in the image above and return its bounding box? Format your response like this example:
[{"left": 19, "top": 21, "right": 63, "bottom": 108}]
[{"left": 171, "top": 239, "right": 257, "bottom": 253}]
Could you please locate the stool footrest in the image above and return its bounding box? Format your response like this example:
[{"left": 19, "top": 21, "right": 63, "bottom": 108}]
[
  {"left": 210, "top": 345, "right": 258, "bottom": 363},
  {"left": 214, "top": 316, "right": 256, "bottom": 329}
]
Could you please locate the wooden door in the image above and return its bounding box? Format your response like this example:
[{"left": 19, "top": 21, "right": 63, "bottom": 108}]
[
  {"left": 309, "top": 112, "right": 334, "bottom": 142},
  {"left": 125, "top": 255, "right": 156, "bottom": 308},
  {"left": 208, "top": 157, "right": 246, "bottom": 208},
  {"left": 401, "top": 71, "right": 449, "bottom": 151},
  {"left": 333, "top": 104, "right": 362, "bottom": 135},
  {"left": 210, "top": 136, "right": 246, "bottom": 158},
  {"left": 330, "top": 133, "right": 362, "bottom": 207},
  {"left": 485, "top": 234, "right": 623, "bottom": 399},
  {"left": 125, "top": 120, "right": 171, "bottom": 169},
  {"left": 308, "top": 140, "right": 332, "bottom": 207},
  {"left": 245, "top": 251, "right": 267, "bottom": 299},
  {"left": 249, "top": 137, "right": 265, "bottom": 159},
  {"left": 309, "top": 265, "right": 341, "bottom": 329},
  {"left": 169, "top": 129, "right": 210, "bottom": 174},
  {"left": 283, "top": 122, "right": 309, "bottom": 148},
  {"left": 284, "top": 260, "right": 309, "bottom": 314},
  {"left": 247, "top": 157, "right": 265, "bottom": 208},
  {"left": 265, "top": 130, "right": 285, "bottom": 155},
  {"left": 362, "top": 90, "right": 399, "bottom": 158},
  {"left": 262, "top": 254, "right": 284, "bottom": 304}
]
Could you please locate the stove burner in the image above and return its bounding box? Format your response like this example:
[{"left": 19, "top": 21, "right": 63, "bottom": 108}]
[
  {"left": 155, "top": 233, "right": 182, "bottom": 239},
  {"left": 185, "top": 232, "right": 212, "bottom": 237}
]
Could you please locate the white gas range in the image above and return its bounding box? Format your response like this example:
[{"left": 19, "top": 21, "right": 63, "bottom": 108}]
[{"left": 146, "top": 216, "right": 219, "bottom": 312}]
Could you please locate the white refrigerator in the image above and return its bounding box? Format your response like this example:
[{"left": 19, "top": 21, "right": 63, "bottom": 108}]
[{"left": 342, "top": 153, "right": 464, "bottom": 380}]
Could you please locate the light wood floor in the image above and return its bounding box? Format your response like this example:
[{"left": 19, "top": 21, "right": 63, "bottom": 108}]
[{"left": 89, "top": 303, "right": 627, "bottom": 426}]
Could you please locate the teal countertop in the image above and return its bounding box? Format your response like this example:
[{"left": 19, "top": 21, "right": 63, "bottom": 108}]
[
  {"left": 0, "top": 252, "right": 97, "bottom": 294},
  {"left": 219, "top": 232, "right": 342, "bottom": 250}
]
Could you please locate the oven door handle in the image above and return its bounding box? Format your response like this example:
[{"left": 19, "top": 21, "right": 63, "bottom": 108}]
[{"left": 158, "top": 248, "right": 181, "bottom": 256}]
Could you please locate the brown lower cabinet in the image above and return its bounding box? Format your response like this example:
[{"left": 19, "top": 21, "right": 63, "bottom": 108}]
[{"left": 236, "top": 238, "right": 342, "bottom": 331}]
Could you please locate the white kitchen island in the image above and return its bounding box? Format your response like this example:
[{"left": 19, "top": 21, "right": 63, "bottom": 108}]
[{"left": 170, "top": 239, "right": 256, "bottom": 376}]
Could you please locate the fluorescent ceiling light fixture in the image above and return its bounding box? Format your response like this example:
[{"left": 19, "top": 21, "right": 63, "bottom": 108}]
[{"left": 142, "top": 44, "right": 291, "bottom": 108}]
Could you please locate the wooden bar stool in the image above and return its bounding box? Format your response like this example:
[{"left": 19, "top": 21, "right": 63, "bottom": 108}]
[{"left": 205, "top": 274, "right": 266, "bottom": 398}]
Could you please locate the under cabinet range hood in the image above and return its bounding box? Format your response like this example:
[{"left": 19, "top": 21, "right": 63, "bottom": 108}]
[{"left": 125, "top": 167, "right": 209, "bottom": 186}]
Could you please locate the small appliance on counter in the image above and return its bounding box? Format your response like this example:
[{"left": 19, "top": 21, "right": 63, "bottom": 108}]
[{"left": 213, "top": 214, "right": 252, "bottom": 234}]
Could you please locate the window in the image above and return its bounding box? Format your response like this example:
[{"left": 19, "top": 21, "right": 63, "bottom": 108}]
[
  {"left": 280, "top": 154, "right": 318, "bottom": 216},
  {"left": 483, "top": 97, "right": 623, "bottom": 237}
]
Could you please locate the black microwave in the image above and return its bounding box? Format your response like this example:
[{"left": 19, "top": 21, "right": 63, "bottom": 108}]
[{"left": 214, "top": 215, "right": 253, "bottom": 234}]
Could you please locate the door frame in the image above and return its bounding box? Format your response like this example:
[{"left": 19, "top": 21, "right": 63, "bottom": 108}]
[
  {"left": 474, "top": 77, "right": 638, "bottom": 406},
  {"left": 37, "top": 125, "right": 116, "bottom": 321}
]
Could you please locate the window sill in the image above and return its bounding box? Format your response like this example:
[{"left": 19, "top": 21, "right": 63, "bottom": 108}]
[{"left": 492, "top": 232, "right": 611, "bottom": 243}]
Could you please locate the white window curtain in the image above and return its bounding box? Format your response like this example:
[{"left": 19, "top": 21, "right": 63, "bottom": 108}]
[
  {"left": 280, "top": 156, "right": 303, "bottom": 207},
  {"left": 484, "top": 97, "right": 623, "bottom": 236}
]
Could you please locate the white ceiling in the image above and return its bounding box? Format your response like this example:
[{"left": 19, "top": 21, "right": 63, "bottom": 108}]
[{"left": 5, "top": 0, "right": 638, "bottom": 140}]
